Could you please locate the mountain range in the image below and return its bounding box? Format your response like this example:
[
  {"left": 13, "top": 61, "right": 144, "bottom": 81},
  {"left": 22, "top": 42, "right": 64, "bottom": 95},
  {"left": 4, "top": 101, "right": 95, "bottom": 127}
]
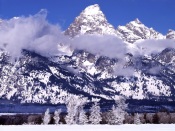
[
  {"left": 65, "top": 4, "right": 174, "bottom": 43},
  {"left": 0, "top": 4, "right": 175, "bottom": 112}
]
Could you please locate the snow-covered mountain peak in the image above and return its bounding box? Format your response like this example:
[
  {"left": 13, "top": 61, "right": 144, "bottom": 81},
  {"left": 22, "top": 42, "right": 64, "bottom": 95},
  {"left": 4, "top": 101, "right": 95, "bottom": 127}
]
[
  {"left": 83, "top": 4, "right": 101, "bottom": 15},
  {"left": 80, "top": 4, "right": 106, "bottom": 22},
  {"left": 126, "top": 18, "right": 145, "bottom": 30},
  {"left": 65, "top": 4, "right": 116, "bottom": 37},
  {"left": 168, "top": 29, "right": 175, "bottom": 32},
  {"left": 116, "top": 19, "right": 165, "bottom": 43},
  {"left": 129, "top": 18, "right": 142, "bottom": 26},
  {"left": 134, "top": 18, "right": 141, "bottom": 24},
  {"left": 166, "top": 29, "right": 175, "bottom": 39}
]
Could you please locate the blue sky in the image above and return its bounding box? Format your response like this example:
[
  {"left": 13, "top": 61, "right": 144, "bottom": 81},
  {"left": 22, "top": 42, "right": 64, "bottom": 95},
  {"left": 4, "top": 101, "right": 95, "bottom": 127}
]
[{"left": 0, "top": 0, "right": 175, "bottom": 34}]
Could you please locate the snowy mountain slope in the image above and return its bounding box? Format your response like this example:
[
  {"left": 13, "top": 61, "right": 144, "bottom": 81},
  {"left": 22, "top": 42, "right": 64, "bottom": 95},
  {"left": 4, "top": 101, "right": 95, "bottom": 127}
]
[
  {"left": 0, "top": 48, "right": 175, "bottom": 105},
  {"left": 116, "top": 18, "right": 165, "bottom": 43},
  {"left": 155, "top": 48, "right": 175, "bottom": 65},
  {"left": 166, "top": 29, "right": 175, "bottom": 39},
  {"left": 0, "top": 49, "right": 115, "bottom": 104},
  {"left": 65, "top": 4, "right": 117, "bottom": 37}
]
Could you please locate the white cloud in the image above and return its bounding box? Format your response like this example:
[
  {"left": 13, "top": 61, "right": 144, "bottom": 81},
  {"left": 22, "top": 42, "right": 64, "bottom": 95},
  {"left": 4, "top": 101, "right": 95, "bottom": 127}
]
[
  {"left": 135, "top": 39, "right": 175, "bottom": 56},
  {"left": 148, "top": 66, "right": 161, "bottom": 75},
  {"left": 71, "top": 34, "right": 127, "bottom": 58},
  {"left": 0, "top": 9, "right": 69, "bottom": 60},
  {"left": 113, "top": 61, "right": 135, "bottom": 76}
]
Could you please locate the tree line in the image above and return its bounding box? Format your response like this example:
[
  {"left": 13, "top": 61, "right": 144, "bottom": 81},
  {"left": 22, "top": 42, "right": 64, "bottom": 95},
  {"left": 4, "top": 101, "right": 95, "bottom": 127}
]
[
  {"left": 1, "top": 96, "right": 175, "bottom": 125},
  {"left": 42, "top": 96, "right": 138, "bottom": 125}
]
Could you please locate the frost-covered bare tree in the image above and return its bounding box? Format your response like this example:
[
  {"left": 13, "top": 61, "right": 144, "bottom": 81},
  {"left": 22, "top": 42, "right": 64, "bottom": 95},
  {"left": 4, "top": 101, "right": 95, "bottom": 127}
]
[
  {"left": 53, "top": 109, "right": 61, "bottom": 124},
  {"left": 78, "top": 107, "right": 88, "bottom": 124},
  {"left": 89, "top": 102, "right": 102, "bottom": 124},
  {"left": 115, "top": 96, "right": 128, "bottom": 111},
  {"left": 65, "top": 96, "right": 77, "bottom": 124},
  {"left": 43, "top": 108, "right": 51, "bottom": 125},
  {"left": 134, "top": 113, "right": 141, "bottom": 124},
  {"left": 107, "top": 105, "right": 119, "bottom": 124},
  {"left": 109, "top": 96, "right": 128, "bottom": 124},
  {"left": 65, "top": 95, "right": 87, "bottom": 124}
]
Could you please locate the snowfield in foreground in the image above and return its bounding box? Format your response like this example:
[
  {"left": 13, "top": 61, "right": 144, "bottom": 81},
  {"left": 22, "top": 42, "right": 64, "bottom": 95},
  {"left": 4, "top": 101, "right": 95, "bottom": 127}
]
[{"left": 1, "top": 125, "right": 175, "bottom": 131}]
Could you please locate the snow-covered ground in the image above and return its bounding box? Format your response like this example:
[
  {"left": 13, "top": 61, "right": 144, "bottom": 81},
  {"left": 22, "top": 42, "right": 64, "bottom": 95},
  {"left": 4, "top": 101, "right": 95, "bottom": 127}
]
[{"left": 0, "top": 125, "right": 175, "bottom": 131}]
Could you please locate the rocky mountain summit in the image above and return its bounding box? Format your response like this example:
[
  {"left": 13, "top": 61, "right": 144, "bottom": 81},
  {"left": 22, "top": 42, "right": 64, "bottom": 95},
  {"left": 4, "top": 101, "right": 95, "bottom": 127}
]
[
  {"left": 65, "top": 4, "right": 174, "bottom": 44},
  {"left": 116, "top": 18, "right": 165, "bottom": 43},
  {"left": 65, "top": 4, "right": 116, "bottom": 37}
]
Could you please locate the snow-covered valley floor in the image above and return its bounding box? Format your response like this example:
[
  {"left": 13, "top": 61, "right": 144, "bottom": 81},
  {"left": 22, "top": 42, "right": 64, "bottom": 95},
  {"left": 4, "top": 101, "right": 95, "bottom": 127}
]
[{"left": 0, "top": 124, "right": 175, "bottom": 131}]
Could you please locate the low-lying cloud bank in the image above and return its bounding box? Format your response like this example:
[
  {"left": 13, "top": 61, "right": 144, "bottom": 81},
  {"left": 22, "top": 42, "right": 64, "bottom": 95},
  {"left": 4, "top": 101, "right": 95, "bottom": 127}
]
[
  {"left": 135, "top": 39, "right": 175, "bottom": 56},
  {"left": 0, "top": 9, "right": 69, "bottom": 59},
  {"left": 72, "top": 34, "right": 127, "bottom": 58},
  {"left": 0, "top": 9, "right": 175, "bottom": 76}
]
